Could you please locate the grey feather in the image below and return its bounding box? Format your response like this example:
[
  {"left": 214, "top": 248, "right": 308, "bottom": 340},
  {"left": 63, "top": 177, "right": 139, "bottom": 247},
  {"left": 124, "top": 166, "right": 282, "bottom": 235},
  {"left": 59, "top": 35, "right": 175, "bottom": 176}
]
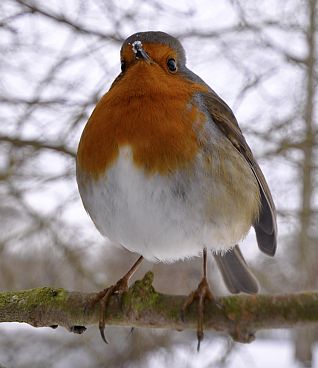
[
  {"left": 214, "top": 245, "right": 259, "bottom": 294},
  {"left": 243, "top": 157, "right": 277, "bottom": 256}
]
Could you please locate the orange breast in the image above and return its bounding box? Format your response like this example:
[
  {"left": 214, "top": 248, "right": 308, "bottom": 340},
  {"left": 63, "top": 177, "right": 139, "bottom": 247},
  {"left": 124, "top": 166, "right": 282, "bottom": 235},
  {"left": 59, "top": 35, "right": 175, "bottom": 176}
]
[{"left": 77, "top": 62, "right": 208, "bottom": 179}]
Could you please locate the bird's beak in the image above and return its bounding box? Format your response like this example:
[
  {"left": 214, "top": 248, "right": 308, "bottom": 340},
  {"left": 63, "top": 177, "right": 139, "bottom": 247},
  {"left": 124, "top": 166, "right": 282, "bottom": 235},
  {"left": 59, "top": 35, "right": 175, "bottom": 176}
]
[{"left": 131, "top": 41, "right": 153, "bottom": 64}]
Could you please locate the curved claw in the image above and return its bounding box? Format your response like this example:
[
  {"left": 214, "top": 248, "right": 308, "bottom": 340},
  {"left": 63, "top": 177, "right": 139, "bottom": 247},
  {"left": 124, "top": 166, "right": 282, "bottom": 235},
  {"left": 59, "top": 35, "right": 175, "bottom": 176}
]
[
  {"left": 197, "top": 332, "right": 203, "bottom": 352},
  {"left": 85, "top": 256, "right": 144, "bottom": 344},
  {"left": 99, "top": 322, "right": 109, "bottom": 344},
  {"left": 88, "top": 280, "right": 129, "bottom": 344},
  {"left": 181, "top": 277, "right": 214, "bottom": 351},
  {"left": 96, "top": 284, "right": 116, "bottom": 344}
]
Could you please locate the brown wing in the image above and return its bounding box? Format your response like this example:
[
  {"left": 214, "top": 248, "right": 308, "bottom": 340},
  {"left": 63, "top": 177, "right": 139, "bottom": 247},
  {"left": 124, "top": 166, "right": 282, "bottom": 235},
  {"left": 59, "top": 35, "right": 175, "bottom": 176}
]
[{"left": 203, "top": 90, "right": 277, "bottom": 256}]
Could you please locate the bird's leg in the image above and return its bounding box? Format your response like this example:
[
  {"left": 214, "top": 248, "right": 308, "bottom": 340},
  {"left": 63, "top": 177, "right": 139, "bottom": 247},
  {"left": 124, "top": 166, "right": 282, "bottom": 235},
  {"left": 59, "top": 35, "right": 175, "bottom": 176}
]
[
  {"left": 182, "top": 248, "right": 214, "bottom": 351},
  {"left": 87, "top": 255, "right": 144, "bottom": 343}
]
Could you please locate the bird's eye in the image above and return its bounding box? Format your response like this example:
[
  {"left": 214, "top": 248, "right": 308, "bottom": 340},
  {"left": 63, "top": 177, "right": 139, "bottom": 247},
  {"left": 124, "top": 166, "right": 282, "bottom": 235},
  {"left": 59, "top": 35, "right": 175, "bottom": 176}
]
[
  {"left": 167, "top": 58, "right": 177, "bottom": 72},
  {"left": 121, "top": 60, "right": 126, "bottom": 72}
]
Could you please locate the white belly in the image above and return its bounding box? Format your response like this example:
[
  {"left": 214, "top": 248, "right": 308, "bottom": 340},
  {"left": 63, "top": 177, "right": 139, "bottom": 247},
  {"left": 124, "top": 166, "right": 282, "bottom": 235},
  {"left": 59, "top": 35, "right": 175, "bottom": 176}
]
[{"left": 77, "top": 145, "right": 258, "bottom": 262}]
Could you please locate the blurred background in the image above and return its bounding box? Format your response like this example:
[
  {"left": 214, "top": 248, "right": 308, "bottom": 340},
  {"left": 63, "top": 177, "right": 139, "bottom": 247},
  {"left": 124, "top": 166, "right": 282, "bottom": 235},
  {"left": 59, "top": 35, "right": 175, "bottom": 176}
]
[{"left": 0, "top": 0, "right": 317, "bottom": 367}]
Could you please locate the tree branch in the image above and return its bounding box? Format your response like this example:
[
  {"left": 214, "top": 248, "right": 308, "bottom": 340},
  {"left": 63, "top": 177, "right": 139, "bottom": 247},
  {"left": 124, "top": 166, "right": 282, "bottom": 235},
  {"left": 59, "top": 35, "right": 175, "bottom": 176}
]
[
  {"left": 14, "top": 0, "right": 122, "bottom": 41},
  {"left": 1, "top": 272, "right": 318, "bottom": 343},
  {"left": 0, "top": 134, "right": 75, "bottom": 157}
]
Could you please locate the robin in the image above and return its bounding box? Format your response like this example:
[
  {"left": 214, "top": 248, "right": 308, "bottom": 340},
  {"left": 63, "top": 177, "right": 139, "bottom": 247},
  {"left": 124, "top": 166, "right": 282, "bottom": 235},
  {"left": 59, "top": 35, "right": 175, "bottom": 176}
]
[{"left": 76, "top": 31, "right": 277, "bottom": 349}]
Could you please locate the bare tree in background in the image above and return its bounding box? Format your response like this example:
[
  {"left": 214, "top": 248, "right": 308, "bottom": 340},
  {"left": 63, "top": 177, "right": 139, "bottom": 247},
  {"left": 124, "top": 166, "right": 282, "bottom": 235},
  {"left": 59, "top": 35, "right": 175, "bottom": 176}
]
[
  {"left": 0, "top": 0, "right": 317, "bottom": 367},
  {"left": 292, "top": 0, "right": 318, "bottom": 366}
]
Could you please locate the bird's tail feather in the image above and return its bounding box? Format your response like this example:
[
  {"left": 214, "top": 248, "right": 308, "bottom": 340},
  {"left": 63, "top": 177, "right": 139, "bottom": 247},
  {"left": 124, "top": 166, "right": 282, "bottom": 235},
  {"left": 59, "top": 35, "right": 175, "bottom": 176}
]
[{"left": 214, "top": 245, "right": 258, "bottom": 294}]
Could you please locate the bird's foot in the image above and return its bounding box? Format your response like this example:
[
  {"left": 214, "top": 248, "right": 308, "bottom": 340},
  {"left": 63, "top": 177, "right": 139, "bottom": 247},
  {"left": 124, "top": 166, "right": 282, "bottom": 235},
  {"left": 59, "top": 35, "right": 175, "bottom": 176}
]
[
  {"left": 85, "top": 256, "right": 143, "bottom": 343},
  {"left": 87, "top": 276, "right": 129, "bottom": 343},
  {"left": 181, "top": 277, "right": 214, "bottom": 351}
]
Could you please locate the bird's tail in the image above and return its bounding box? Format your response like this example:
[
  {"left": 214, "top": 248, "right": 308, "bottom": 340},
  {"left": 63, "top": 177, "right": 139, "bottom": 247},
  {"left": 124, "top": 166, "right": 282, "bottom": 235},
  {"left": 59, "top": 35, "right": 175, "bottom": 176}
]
[{"left": 213, "top": 245, "right": 258, "bottom": 294}]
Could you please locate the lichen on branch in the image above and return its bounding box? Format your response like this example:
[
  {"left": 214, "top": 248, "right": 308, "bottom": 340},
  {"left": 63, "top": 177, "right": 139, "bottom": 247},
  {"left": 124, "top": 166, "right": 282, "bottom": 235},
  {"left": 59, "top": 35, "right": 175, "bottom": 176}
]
[{"left": 1, "top": 272, "right": 318, "bottom": 343}]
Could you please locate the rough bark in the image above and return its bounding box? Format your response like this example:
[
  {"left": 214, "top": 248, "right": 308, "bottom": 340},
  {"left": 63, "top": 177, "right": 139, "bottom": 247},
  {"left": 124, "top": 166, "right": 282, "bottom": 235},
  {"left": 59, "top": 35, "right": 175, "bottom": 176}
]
[{"left": 1, "top": 272, "right": 318, "bottom": 343}]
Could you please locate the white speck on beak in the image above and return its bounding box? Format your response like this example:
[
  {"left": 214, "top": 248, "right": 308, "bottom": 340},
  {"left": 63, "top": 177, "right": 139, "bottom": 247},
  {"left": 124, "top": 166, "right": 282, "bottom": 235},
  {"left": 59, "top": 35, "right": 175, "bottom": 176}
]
[{"left": 132, "top": 40, "right": 143, "bottom": 54}]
